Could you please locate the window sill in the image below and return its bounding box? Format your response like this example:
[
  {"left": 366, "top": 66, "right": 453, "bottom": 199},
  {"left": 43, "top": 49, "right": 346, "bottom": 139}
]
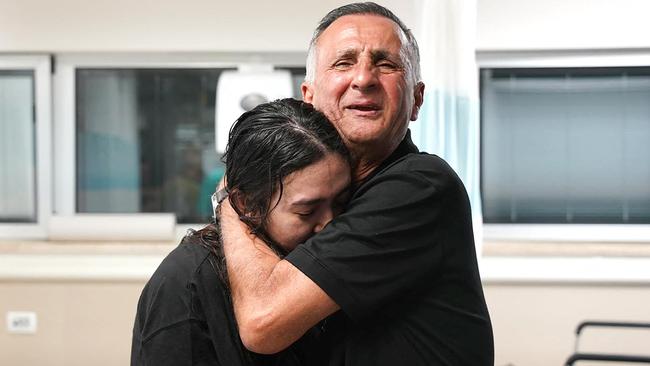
[
  {"left": 0, "top": 222, "right": 200, "bottom": 281},
  {"left": 2, "top": 240, "right": 650, "bottom": 284},
  {"left": 484, "top": 240, "right": 650, "bottom": 257},
  {"left": 0, "top": 241, "right": 173, "bottom": 282},
  {"left": 484, "top": 224, "right": 650, "bottom": 243},
  {"left": 480, "top": 240, "right": 650, "bottom": 285}
]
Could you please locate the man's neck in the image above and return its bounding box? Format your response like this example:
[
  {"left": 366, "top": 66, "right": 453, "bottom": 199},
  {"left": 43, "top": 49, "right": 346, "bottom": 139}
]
[
  {"left": 352, "top": 160, "right": 380, "bottom": 184},
  {"left": 350, "top": 143, "right": 397, "bottom": 184}
]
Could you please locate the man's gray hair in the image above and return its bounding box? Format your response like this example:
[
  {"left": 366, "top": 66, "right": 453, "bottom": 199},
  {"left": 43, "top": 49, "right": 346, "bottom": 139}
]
[{"left": 305, "top": 2, "right": 421, "bottom": 85}]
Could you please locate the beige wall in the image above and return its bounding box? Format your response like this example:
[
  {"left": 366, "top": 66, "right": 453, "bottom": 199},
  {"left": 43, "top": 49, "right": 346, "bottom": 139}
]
[
  {"left": 485, "top": 283, "right": 650, "bottom": 366},
  {"left": 2, "top": 279, "right": 650, "bottom": 365},
  {"left": 0, "top": 280, "right": 145, "bottom": 366}
]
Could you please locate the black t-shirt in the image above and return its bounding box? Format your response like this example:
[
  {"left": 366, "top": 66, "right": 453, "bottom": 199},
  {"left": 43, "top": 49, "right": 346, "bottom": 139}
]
[
  {"left": 131, "top": 228, "right": 325, "bottom": 366},
  {"left": 286, "top": 132, "right": 494, "bottom": 366}
]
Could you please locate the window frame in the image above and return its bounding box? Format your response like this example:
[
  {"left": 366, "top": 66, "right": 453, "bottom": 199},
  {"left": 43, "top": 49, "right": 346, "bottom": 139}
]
[
  {"left": 477, "top": 49, "right": 650, "bottom": 243},
  {"left": 53, "top": 53, "right": 306, "bottom": 237},
  {"left": 0, "top": 55, "right": 52, "bottom": 239}
]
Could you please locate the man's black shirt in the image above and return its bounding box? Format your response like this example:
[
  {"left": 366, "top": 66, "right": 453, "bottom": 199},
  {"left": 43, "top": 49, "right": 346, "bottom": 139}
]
[{"left": 287, "top": 132, "right": 494, "bottom": 365}]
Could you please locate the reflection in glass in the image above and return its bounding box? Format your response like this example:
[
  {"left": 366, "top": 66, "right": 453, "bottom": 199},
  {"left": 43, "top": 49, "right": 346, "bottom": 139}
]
[{"left": 76, "top": 68, "right": 305, "bottom": 223}]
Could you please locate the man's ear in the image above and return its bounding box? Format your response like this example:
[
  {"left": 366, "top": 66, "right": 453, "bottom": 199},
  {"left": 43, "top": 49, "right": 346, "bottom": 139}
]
[
  {"left": 301, "top": 82, "right": 314, "bottom": 103},
  {"left": 410, "top": 82, "right": 425, "bottom": 121}
]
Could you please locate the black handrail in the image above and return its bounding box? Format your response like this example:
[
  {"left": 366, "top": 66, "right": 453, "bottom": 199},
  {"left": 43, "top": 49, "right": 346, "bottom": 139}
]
[
  {"left": 566, "top": 353, "right": 650, "bottom": 365},
  {"left": 565, "top": 321, "right": 650, "bottom": 365},
  {"left": 576, "top": 321, "right": 650, "bottom": 335}
]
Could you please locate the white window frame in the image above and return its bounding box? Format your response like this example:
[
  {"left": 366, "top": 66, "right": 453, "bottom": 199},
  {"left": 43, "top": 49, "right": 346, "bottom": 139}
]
[
  {"left": 0, "top": 55, "right": 52, "bottom": 239},
  {"left": 53, "top": 52, "right": 306, "bottom": 238},
  {"left": 477, "top": 49, "right": 650, "bottom": 243}
]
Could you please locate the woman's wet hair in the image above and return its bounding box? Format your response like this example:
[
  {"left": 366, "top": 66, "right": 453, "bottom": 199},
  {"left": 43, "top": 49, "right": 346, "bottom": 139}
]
[
  {"left": 193, "top": 98, "right": 347, "bottom": 279},
  {"left": 221, "top": 98, "right": 349, "bottom": 251}
]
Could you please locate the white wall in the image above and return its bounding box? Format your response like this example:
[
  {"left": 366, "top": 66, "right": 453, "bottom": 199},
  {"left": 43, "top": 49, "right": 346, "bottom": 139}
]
[
  {"left": 0, "top": 0, "right": 417, "bottom": 52},
  {"left": 477, "top": 0, "right": 650, "bottom": 50},
  {"left": 5, "top": 0, "right": 649, "bottom": 54}
]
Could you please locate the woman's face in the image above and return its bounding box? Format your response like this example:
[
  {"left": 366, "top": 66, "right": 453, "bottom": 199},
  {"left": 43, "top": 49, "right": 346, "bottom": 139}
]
[{"left": 265, "top": 152, "right": 351, "bottom": 252}]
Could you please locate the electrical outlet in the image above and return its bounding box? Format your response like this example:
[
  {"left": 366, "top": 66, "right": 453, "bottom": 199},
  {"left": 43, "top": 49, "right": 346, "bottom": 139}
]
[{"left": 6, "top": 311, "right": 37, "bottom": 334}]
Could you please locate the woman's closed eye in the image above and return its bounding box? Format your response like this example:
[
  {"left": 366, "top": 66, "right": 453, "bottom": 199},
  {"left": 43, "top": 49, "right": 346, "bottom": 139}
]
[{"left": 295, "top": 210, "right": 315, "bottom": 217}]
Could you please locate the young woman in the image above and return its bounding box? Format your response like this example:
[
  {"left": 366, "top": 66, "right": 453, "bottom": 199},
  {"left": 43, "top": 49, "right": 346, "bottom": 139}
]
[{"left": 131, "top": 98, "right": 350, "bottom": 366}]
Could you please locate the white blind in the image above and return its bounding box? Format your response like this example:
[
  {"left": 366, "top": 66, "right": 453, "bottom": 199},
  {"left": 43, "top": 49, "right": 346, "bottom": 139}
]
[
  {"left": 0, "top": 71, "right": 35, "bottom": 222},
  {"left": 482, "top": 68, "right": 650, "bottom": 223}
]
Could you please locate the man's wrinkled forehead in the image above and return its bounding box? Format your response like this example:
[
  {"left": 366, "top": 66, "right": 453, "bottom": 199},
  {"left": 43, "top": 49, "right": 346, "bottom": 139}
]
[
  {"left": 313, "top": 14, "right": 409, "bottom": 69},
  {"left": 334, "top": 48, "right": 395, "bottom": 61},
  {"left": 305, "top": 10, "right": 420, "bottom": 84},
  {"left": 316, "top": 13, "right": 404, "bottom": 46}
]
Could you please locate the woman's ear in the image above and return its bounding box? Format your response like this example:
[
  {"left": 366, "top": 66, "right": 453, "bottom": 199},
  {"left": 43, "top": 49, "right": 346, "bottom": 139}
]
[
  {"left": 228, "top": 189, "right": 248, "bottom": 216},
  {"left": 228, "top": 189, "right": 264, "bottom": 226}
]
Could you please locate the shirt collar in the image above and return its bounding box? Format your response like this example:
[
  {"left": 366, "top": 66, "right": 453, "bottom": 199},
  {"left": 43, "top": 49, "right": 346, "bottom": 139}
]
[{"left": 356, "top": 129, "right": 419, "bottom": 188}]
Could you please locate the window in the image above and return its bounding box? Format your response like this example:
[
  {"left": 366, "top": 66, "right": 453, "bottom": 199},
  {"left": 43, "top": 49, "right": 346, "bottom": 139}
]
[
  {"left": 55, "top": 55, "right": 305, "bottom": 225},
  {"left": 75, "top": 68, "right": 227, "bottom": 223},
  {"left": 0, "top": 56, "right": 51, "bottom": 239},
  {"left": 481, "top": 67, "right": 650, "bottom": 224}
]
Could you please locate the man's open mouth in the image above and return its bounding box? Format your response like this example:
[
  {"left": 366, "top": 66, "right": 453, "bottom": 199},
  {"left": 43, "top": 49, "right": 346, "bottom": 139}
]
[{"left": 347, "top": 103, "right": 381, "bottom": 112}]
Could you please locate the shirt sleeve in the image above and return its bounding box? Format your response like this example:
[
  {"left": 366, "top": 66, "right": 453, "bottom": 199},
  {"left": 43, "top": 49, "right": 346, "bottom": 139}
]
[
  {"left": 137, "top": 322, "right": 221, "bottom": 366},
  {"left": 286, "top": 155, "right": 460, "bottom": 322}
]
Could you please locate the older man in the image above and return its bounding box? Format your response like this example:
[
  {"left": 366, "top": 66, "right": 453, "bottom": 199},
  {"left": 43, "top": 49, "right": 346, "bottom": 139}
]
[{"left": 220, "top": 2, "right": 494, "bottom": 365}]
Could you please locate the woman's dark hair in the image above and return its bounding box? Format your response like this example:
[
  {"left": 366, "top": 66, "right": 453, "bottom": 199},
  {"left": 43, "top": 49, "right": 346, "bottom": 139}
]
[
  {"left": 220, "top": 98, "right": 349, "bottom": 252},
  {"left": 191, "top": 98, "right": 348, "bottom": 290}
]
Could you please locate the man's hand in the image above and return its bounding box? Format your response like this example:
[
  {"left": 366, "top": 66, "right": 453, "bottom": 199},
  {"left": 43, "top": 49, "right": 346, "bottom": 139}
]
[{"left": 219, "top": 200, "right": 340, "bottom": 354}]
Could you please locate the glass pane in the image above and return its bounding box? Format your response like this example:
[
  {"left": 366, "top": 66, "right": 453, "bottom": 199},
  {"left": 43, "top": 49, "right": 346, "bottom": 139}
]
[
  {"left": 481, "top": 67, "right": 650, "bottom": 224},
  {"left": 0, "top": 70, "right": 36, "bottom": 223},
  {"left": 76, "top": 67, "right": 305, "bottom": 223}
]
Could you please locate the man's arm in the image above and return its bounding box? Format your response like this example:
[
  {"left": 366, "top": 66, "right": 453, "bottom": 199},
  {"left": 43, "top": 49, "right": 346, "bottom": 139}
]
[{"left": 219, "top": 200, "right": 340, "bottom": 354}]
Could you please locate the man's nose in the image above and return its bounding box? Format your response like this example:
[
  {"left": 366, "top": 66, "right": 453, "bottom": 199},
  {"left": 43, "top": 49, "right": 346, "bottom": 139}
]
[{"left": 351, "top": 62, "right": 378, "bottom": 91}]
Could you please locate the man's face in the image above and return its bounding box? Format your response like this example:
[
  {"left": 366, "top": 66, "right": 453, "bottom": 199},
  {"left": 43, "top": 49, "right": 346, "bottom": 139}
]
[{"left": 302, "top": 14, "right": 424, "bottom": 157}]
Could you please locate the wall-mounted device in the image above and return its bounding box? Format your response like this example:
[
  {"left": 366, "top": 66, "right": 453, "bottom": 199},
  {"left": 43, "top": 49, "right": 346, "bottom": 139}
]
[{"left": 215, "top": 64, "right": 293, "bottom": 153}]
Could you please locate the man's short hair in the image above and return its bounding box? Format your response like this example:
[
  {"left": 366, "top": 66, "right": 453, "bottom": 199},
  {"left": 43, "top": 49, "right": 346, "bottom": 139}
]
[{"left": 305, "top": 2, "right": 421, "bottom": 84}]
